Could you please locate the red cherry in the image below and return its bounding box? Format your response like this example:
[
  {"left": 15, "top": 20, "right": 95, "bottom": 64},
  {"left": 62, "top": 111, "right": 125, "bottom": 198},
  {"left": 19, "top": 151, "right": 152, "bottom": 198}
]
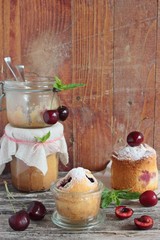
[
  {"left": 27, "top": 201, "right": 47, "bottom": 221},
  {"left": 43, "top": 110, "right": 59, "bottom": 124},
  {"left": 57, "top": 106, "right": 69, "bottom": 121},
  {"left": 134, "top": 215, "right": 153, "bottom": 230},
  {"left": 139, "top": 190, "right": 158, "bottom": 207},
  {"left": 8, "top": 210, "right": 30, "bottom": 231},
  {"left": 115, "top": 206, "right": 134, "bottom": 219},
  {"left": 127, "top": 131, "right": 144, "bottom": 147}
]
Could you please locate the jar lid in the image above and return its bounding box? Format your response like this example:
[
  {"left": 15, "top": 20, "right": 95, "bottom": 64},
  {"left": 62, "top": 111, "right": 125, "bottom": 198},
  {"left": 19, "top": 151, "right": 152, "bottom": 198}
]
[{"left": 0, "top": 123, "right": 69, "bottom": 175}]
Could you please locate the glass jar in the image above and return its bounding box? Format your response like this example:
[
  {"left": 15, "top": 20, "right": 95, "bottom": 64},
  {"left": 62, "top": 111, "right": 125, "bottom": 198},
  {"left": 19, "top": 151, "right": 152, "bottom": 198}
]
[
  {"left": 50, "top": 180, "right": 104, "bottom": 229},
  {"left": 10, "top": 154, "right": 58, "bottom": 192},
  {"left": 1, "top": 80, "right": 60, "bottom": 128}
]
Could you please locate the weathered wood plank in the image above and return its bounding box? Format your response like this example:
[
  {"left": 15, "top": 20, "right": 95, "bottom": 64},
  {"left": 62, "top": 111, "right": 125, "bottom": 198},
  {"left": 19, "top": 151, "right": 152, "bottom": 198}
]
[
  {"left": 71, "top": 0, "right": 114, "bottom": 170},
  {"left": 20, "top": 0, "right": 71, "bottom": 78},
  {"left": 113, "top": 0, "right": 157, "bottom": 153},
  {"left": 1, "top": 0, "right": 21, "bottom": 66},
  {"left": 0, "top": 0, "right": 14, "bottom": 136},
  {"left": 154, "top": 0, "right": 160, "bottom": 169}
]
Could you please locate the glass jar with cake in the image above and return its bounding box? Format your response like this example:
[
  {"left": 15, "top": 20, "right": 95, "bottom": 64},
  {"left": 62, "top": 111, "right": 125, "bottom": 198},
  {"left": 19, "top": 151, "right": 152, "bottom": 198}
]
[
  {"left": 0, "top": 122, "right": 69, "bottom": 192},
  {"left": 50, "top": 167, "right": 105, "bottom": 230},
  {"left": 10, "top": 154, "right": 59, "bottom": 192},
  {"left": 0, "top": 76, "right": 85, "bottom": 128},
  {"left": 0, "top": 79, "right": 60, "bottom": 128}
]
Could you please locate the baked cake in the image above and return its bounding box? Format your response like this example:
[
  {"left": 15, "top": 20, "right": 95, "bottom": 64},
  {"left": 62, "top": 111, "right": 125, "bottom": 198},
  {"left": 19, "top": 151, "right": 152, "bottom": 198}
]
[
  {"left": 56, "top": 167, "right": 98, "bottom": 192},
  {"left": 11, "top": 154, "right": 58, "bottom": 192},
  {"left": 111, "top": 131, "right": 158, "bottom": 193},
  {"left": 51, "top": 167, "right": 103, "bottom": 222}
]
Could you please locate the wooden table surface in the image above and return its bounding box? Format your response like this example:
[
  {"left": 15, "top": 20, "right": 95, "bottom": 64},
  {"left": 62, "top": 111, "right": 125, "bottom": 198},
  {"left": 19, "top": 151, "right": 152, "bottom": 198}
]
[{"left": 0, "top": 174, "right": 160, "bottom": 240}]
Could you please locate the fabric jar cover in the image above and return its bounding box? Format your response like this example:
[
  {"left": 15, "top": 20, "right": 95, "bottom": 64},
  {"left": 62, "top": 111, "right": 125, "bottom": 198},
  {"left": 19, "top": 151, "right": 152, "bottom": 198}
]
[{"left": 0, "top": 123, "right": 69, "bottom": 175}]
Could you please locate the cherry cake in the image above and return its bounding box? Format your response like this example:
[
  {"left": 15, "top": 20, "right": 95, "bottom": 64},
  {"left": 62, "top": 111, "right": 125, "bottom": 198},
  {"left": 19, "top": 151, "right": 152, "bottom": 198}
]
[{"left": 111, "top": 131, "right": 158, "bottom": 193}]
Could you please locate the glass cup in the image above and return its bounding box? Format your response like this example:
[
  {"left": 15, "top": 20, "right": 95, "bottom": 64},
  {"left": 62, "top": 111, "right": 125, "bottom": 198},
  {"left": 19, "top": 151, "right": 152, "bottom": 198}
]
[{"left": 50, "top": 179, "right": 105, "bottom": 229}]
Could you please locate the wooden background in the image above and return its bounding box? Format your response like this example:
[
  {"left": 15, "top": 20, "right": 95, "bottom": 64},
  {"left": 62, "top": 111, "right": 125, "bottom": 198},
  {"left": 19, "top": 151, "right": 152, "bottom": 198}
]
[{"left": 0, "top": 0, "right": 160, "bottom": 171}]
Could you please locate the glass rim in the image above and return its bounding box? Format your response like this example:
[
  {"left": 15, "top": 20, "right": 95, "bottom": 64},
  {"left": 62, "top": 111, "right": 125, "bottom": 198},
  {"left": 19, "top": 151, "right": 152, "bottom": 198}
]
[
  {"left": 2, "top": 80, "right": 58, "bottom": 93},
  {"left": 50, "top": 179, "right": 104, "bottom": 196}
]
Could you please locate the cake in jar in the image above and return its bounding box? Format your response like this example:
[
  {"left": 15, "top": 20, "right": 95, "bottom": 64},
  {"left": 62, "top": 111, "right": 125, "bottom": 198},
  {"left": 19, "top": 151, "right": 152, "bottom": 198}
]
[
  {"left": 51, "top": 167, "right": 103, "bottom": 222},
  {"left": 1, "top": 123, "right": 69, "bottom": 193},
  {"left": 11, "top": 154, "right": 58, "bottom": 192},
  {"left": 111, "top": 131, "right": 158, "bottom": 193}
]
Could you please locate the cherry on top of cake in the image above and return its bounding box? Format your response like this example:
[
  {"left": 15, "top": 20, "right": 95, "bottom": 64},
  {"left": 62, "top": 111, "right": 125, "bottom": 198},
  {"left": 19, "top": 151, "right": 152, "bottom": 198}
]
[
  {"left": 127, "top": 131, "right": 144, "bottom": 147},
  {"left": 113, "top": 131, "right": 156, "bottom": 161}
]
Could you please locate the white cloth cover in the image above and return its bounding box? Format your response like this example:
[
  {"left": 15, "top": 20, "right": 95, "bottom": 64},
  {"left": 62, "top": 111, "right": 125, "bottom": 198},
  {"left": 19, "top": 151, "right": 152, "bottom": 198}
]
[{"left": 0, "top": 123, "right": 69, "bottom": 175}]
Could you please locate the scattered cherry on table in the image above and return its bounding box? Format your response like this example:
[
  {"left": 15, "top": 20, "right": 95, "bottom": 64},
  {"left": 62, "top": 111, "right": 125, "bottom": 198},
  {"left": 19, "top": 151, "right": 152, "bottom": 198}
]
[
  {"left": 27, "top": 201, "right": 47, "bottom": 221},
  {"left": 134, "top": 215, "right": 154, "bottom": 230},
  {"left": 8, "top": 210, "right": 30, "bottom": 231},
  {"left": 115, "top": 206, "right": 134, "bottom": 220},
  {"left": 139, "top": 190, "right": 158, "bottom": 207}
]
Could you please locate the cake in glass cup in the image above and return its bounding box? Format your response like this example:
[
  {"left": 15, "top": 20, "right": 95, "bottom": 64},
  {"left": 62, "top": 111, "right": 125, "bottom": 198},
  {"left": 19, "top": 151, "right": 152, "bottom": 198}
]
[{"left": 50, "top": 167, "right": 104, "bottom": 229}]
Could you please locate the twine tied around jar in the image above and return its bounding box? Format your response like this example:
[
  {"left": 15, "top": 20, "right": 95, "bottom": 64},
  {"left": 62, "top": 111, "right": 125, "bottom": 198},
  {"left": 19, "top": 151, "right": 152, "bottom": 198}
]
[
  {"left": 3, "top": 131, "right": 64, "bottom": 152},
  {"left": 0, "top": 123, "right": 69, "bottom": 175}
]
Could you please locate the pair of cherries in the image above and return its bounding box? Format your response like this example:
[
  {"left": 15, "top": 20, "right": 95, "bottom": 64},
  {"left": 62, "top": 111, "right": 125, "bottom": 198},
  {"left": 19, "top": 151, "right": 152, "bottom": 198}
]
[
  {"left": 9, "top": 201, "right": 46, "bottom": 231},
  {"left": 115, "top": 205, "right": 154, "bottom": 230},
  {"left": 43, "top": 105, "right": 69, "bottom": 125},
  {"left": 115, "top": 190, "right": 158, "bottom": 230}
]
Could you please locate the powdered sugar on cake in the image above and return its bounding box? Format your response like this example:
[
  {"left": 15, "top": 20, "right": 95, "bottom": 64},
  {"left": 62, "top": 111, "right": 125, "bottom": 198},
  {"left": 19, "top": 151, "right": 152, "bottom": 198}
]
[
  {"left": 113, "top": 143, "right": 156, "bottom": 161},
  {"left": 67, "top": 167, "right": 89, "bottom": 180},
  {"left": 57, "top": 167, "right": 97, "bottom": 190}
]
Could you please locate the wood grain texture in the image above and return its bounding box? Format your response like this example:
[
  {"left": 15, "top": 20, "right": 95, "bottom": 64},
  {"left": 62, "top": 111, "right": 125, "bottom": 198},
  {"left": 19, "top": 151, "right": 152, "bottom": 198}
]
[
  {"left": 113, "top": 0, "right": 157, "bottom": 150},
  {"left": 154, "top": 1, "right": 160, "bottom": 169},
  {"left": 0, "top": 0, "right": 160, "bottom": 171},
  {"left": 0, "top": 0, "right": 14, "bottom": 136},
  {"left": 0, "top": 174, "right": 160, "bottom": 239},
  {"left": 71, "top": 0, "right": 113, "bottom": 170},
  {"left": 20, "top": 0, "right": 71, "bottom": 77}
]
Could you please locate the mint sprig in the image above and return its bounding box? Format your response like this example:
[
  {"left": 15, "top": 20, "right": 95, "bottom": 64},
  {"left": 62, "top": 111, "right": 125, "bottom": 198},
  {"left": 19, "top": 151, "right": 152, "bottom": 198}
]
[
  {"left": 53, "top": 76, "right": 85, "bottom": 91},
  {"left": 101, "top": 188, "right": 140, "bottom": 208},
  {"left": 34, "top": 131, "right": 51, "bottom": 143}
]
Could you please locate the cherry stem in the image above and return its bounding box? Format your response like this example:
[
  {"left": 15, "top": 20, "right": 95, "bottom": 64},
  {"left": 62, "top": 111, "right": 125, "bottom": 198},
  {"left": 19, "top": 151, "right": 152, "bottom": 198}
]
[
  {"left": 50, "top": 92, "right": 61, "bottom": 109},
  {"left": 3, "top": 180, "right": 26, "bottom": 211},
  {"left": 3, "top": 180, "right": 16, "bottom": 213}
]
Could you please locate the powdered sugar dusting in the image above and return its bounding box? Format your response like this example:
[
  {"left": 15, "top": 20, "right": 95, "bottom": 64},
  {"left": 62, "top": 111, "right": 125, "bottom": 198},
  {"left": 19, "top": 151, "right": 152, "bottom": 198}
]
[
  {"left": 67, "top": 167, "right": 89, "bottom": 181},
  {"left": 113, "top": 143, "right": 156, "bottom": 161},
  {"left": 56, "top": 167, "right": 97, "bottom": 190}
]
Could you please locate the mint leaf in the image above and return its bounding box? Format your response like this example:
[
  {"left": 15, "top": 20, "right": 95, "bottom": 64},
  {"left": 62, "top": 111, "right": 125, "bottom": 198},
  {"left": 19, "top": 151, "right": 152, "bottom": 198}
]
[
  {"left": 117, "top": 191, "right": 140, "bottom": 200},
  {"left": 101, "top": 190, "right": 113, "bottom": 208},
  {"left": 101, "top": 188, "right": 140, "bottom": 208},
  {"left": 53, "top": 76, "right": 63, "bottom": 90},
  {"left": 34, "top": 131, "right": 51, "bottom": 143},
  {"left": 53, "top": 76, "right": 85, "bottom": 91}
]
